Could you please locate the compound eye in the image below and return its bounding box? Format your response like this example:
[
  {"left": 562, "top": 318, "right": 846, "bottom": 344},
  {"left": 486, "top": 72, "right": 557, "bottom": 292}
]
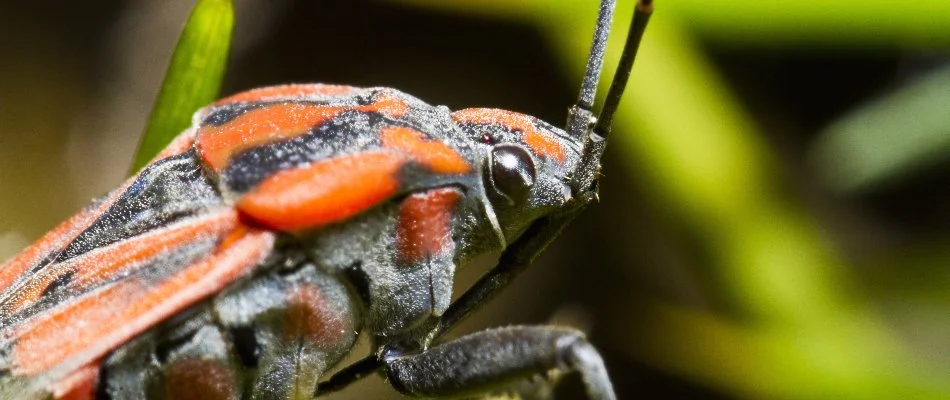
[{"left": 485, "top": 144, "right": 536, "bottom": 206}]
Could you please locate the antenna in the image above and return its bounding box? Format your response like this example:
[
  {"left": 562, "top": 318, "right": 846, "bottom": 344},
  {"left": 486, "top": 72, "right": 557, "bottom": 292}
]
[
  {"left": 576, "top": 0, "right": 617, "bottom": 112},
  {"left": 595, "top": 0, "right": 653, "bottom": 136},
  {"left": 572, "top": 0, "right": 654, "bottom": 138}
]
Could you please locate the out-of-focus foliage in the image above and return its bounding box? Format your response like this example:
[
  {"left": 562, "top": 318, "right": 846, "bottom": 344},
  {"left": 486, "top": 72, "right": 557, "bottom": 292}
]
[
  {"left": 668, "top": 0, "right": 950, "bottom": 47},
  {"left": 812, "top": 65, "right": 950, "bottom": 192},
  {"left": 130, "top": 0, "right": 233, "bottom": 172}
]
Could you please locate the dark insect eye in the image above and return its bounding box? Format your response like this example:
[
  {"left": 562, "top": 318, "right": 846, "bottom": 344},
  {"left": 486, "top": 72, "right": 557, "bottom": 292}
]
[{"left": 485, "top": 144, "right": 536, "bottom": 206}]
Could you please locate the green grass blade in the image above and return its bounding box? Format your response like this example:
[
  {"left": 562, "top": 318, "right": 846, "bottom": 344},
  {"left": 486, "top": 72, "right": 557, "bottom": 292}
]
[
  {"left": 811, "top": 65, "right": 950, "bottom": 192},
  {"left": 130, "top": 0, "right": 234, "bottom": 173},
  {"left": 669, "top": 0, "right": 950, "bottom": 48}
]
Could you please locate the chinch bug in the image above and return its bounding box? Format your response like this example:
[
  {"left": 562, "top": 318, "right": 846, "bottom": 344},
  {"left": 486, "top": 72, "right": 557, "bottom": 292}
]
[{"left": 0, "top": 0, "right": 653, "bottom": 398}]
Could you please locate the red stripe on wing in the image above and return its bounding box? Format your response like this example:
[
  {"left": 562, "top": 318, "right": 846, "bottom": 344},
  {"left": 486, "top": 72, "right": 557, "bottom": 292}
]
[
  {"left": 197, "top": 91, "right": 410, "bottom": 172},
  {"left": 237, "top": 151, "right": 407, "bottom": 231},
  {"left": 0, "top": 188, "right": 131, "bottom": 294},
  {"left": 1, "top": 133, "right": 197, "bottom": 294},
  {"left": 11, "top": 226, "right": 275, "bottom": 376},
  {"left": 213, "top": 84, "right": 360, "bottom": 105},
  {"left": 1, "top": 210, "right": 239, "bottom": 315},
  {"left": 0, "top": 210, "right": 101, "bottom": 294},
  {"left": 380, "top": 126, "right": 471, "bottom": 174}
]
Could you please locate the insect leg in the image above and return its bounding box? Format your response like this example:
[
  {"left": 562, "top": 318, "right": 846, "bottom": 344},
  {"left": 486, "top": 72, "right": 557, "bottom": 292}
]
[
  {"left": 382, "top": 325, "right": 615, "bottom": 400},
  {"left": 415, "top": 0, "right": 654, "bottom": 367},
  {"left": 312, "top": 214, "right": 580, "bottom": 397},
  {"left": 426, "top": 213, "right": 578, "bottom": 345}
]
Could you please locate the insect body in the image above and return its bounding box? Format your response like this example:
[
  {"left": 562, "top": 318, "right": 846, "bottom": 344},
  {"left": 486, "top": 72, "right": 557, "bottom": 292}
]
[{"left": 0, "top": 1, "right": 653, "bottom": 399}]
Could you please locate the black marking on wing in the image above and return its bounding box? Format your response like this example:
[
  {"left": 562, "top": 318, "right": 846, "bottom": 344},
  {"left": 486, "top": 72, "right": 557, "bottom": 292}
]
[
  {"left": 221, "top": 110, "right": 389, "bottom": 193},
  {"left": 28, "top": 252, "right": 59, "bottom": 275},
  {"left": 20, "top": 196, "right": 112, "bottom": 276},
  {"left": 201, "top": 102, "right": 267, "bottom": 127},
  {"left": 39, "top": 269, "right": 75, "bottom": 299},
  {"left": 2, "top": 232, "right": 220, "bottom": 328},
  {"left": 55, "top": 150, "right": 222, "bottom": 262}
]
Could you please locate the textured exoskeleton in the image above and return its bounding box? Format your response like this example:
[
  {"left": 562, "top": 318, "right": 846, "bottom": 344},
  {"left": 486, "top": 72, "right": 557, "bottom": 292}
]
[
  {"left": 0, "top": 0, "right": 654, "bottom": 398},
  {"left": 0, "top": 85, "right": 602, "bottom": 399}
]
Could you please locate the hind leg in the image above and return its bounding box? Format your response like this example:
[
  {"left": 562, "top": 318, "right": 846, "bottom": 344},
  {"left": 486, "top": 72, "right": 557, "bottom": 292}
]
[{"left": 381, "top": 325, "right": 615, "bottom": 400}]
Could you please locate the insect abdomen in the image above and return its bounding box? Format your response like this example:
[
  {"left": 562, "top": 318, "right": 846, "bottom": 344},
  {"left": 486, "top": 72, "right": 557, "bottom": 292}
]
[{"left": 101, "top": 258, "right": 360, "bottom": 399}]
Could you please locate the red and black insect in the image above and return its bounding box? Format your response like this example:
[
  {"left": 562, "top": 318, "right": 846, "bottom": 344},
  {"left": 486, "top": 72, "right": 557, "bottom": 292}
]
[{"left": 0, "top": 1, "right": 652, "bottom": 398}]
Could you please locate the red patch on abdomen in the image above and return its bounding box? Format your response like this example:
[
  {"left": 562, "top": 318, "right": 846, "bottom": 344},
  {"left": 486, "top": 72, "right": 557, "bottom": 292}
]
[
  {"left": 163, "top": 358, "right": 239, "bottom": 400},
  {"left": 284, "top": 283, "right": 352, "bottom": 346},
  {"left": 395, "top": 188, "right": 461, "bottom": 264}
]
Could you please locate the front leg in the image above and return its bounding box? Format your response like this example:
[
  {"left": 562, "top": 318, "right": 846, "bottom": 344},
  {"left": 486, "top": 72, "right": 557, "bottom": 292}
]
[
  {"left": 313, "top": 214, "right": 603, "bottom": 398},
  {"left": 381, "top": 326, "right": 615, "bottom": 400}
]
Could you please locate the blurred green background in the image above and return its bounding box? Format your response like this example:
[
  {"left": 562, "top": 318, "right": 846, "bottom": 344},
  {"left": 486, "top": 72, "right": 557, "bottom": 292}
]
[{"left": 3, "top": 0, "right": 950, "bottom": 398}]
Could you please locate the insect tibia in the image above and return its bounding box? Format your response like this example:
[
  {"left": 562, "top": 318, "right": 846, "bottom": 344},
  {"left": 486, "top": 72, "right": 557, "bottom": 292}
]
[{"left": 594, "top": 0, "right": 655, "bottom": 136}]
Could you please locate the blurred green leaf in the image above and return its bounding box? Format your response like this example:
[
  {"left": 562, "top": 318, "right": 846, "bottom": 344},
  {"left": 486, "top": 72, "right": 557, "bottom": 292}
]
[
  {"left": 395, "top": 0, "right": 950, "bottom": 48},
  {"left": 811, "top": 64, "right": 950, "bottom": 192},
  {"left": 130, "top": 0, "right": 233, "bottom": 173},
  {"left": 632, "top": 304, "right": 950, "bottom": 400},
  {"left": 611, "top": 12, "right": 950, "bottom": 399},
  {"left": 670, "top": 0, "right": 950, "bottom": 48}
]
